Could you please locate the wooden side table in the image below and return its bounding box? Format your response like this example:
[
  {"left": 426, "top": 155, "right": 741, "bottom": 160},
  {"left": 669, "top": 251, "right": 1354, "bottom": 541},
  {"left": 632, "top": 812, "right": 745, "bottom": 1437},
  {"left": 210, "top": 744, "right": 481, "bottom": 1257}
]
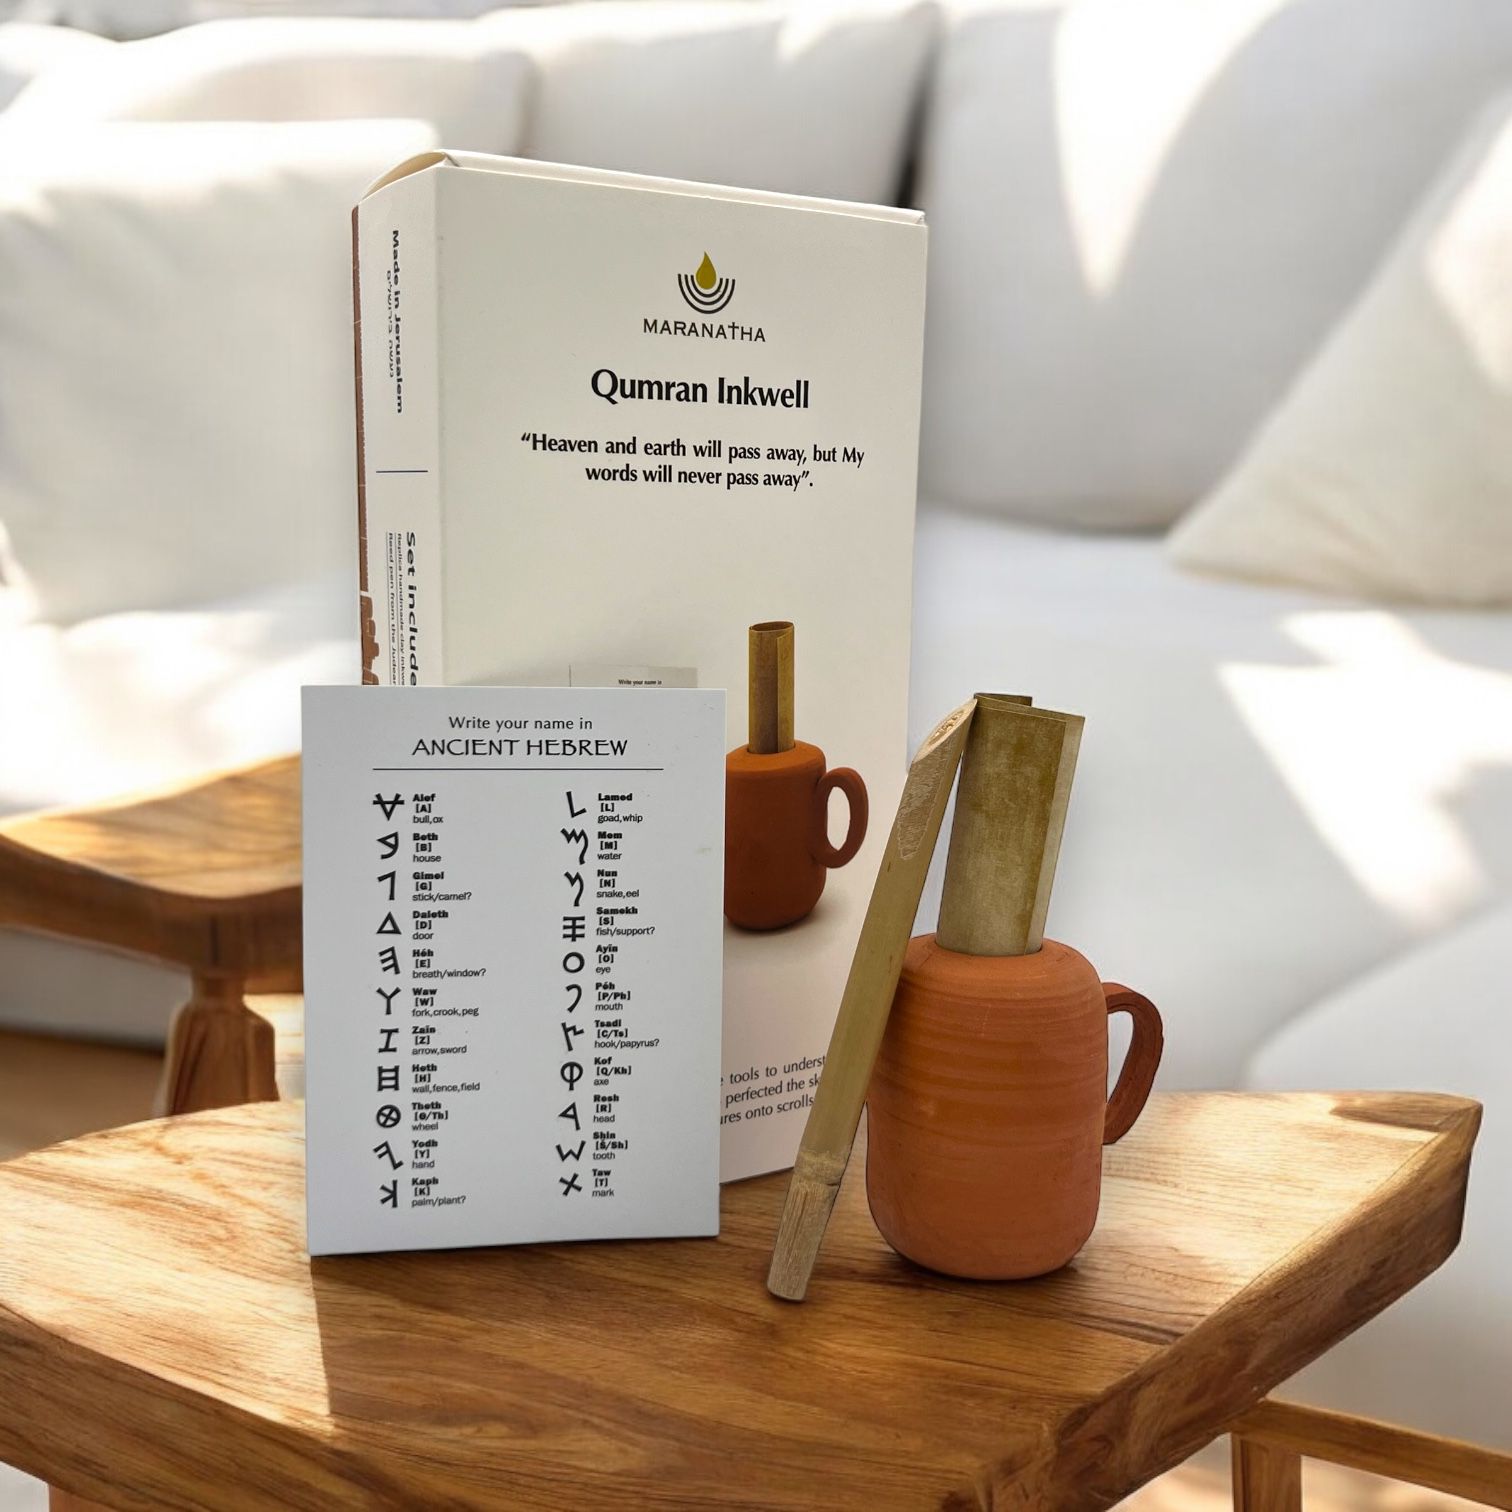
[
  {"left": 0, "top": 757, "right": 300, "bottom": 1115},
  {"left": 0, "top": 1091, "right": 1480, "bottom": 1510}
]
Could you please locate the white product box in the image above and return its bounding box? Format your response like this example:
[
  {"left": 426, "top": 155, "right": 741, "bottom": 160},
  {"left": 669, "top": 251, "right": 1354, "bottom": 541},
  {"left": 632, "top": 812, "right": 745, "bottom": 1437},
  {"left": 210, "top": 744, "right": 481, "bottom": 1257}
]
[{"left": 353, "top": 151, "right": 926, "bottom": 1181}]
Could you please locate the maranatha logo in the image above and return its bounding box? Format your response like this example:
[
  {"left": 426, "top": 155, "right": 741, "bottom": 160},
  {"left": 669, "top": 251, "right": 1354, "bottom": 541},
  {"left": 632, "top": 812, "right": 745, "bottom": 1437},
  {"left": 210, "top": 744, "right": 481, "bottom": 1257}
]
[
  {"left": 646, "top": 250, "right": 763, "bottom": 340},
  {"left": 677, "top": 252, "right": 735, "bottom": 314}
]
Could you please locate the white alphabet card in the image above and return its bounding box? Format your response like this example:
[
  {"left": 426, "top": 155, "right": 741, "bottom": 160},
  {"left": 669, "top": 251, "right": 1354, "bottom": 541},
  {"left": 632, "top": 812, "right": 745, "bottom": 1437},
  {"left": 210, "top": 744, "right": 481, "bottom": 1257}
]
[{"left": 302, "top": 685, "right": 725, "bottom": 1256}]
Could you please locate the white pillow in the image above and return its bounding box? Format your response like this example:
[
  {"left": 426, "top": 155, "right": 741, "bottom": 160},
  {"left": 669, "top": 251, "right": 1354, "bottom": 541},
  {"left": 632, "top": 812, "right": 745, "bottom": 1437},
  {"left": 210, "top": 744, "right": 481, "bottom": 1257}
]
[
  {"left": 25, "top": 4, "right": 500, "bottom": 44},
  {"left": 0, "top": 23, "right": 112, "bottom": 110},
  {"left": 480, "top": 0, "right": 936, "bottom": 205},
  {"left": 0, "top": 118, "right": 441, "bottom": 624},
  {"left": 6, "top": 17, "right": 531, "bottom": 151},
  {"left": 1169, "top": 100, "right": 1512, "bottom": 607},
  {"left": 917, "top": 0, "right": 1512, "bottom": 528}
]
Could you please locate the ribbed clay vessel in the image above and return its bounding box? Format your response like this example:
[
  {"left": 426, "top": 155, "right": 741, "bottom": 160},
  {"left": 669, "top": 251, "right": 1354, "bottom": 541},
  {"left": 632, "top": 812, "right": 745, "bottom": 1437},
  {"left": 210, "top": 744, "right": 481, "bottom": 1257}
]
[{"left": 866, "top": 936, "right": 1162, "bottom": 1280}]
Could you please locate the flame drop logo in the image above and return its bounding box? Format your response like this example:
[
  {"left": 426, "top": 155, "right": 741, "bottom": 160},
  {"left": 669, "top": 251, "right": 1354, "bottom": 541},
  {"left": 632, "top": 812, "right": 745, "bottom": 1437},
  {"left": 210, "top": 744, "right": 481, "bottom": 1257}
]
[{"left": 677, "top": 251, "right": 735, "bottom": 314}]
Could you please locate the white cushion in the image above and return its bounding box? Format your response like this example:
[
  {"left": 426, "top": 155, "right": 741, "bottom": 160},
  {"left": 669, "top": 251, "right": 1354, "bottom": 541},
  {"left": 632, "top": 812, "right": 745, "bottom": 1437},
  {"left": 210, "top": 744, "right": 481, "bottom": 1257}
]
[
  {"left": 0, "top": 574, "right": 355, "bottom": 818},
  {"left": 917, "top": 0, "right": 1512, "bottom": 527},
  {"left": 0, "top": 118, "right": 440, "bottom": 624},
  {"left": 909, "top": 504, "right": 1512, "bottom": 1087},
  {"left": 1244, "top": 902, "right": 1512, "bottom": 1447},
  {"left": 482, "top": 0, "right": 936, "bottom": 205},
  {"left": 0, "top": 23, "right": 111, "bottom": 110},
  {"left": 1170, "top": 98, "right": 1512, "bottom": 607},
  {"left": 22, "top": 3, "right": 500, "bottom": 44},
  {"left": 6, "top": 17, "right": 531, "bottom": 150},
  {"left": 0, "top": 571, "right": 356, "bottom": 1045}
]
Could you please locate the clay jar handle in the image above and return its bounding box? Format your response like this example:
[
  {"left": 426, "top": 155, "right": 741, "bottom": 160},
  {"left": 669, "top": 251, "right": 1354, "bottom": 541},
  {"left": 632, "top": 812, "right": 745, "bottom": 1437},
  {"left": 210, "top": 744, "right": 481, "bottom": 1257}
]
[
  {"left": 1102, "top": 985, "right": 1164, "bottom": 1144},
  {"left": 812, "top": 768, "right": 868, "bottom": 869}
]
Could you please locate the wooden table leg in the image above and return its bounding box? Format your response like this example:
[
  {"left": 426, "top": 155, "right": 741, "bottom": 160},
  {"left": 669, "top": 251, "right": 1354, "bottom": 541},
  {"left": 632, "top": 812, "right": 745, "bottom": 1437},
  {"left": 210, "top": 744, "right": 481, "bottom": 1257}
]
[
  {"left": 1233, "top": 1432, "right": 1303, "bottom": 1512},
  {"left": 1232, "top": 1400, "right": 1512, "bottom": 1508},
  {"left": 156, "top": 971, "right": 279, "bottom": 1117}
]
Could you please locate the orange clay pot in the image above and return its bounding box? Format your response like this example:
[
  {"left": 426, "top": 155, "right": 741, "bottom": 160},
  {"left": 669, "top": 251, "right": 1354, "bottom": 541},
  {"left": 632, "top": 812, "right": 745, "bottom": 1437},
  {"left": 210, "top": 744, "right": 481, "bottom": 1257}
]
[
  {"left": 866, "top": 934, "right": 1163, "bottom": 1279},
  {"left": 724, "top": 742, "right": 867, "bottom": 930}
]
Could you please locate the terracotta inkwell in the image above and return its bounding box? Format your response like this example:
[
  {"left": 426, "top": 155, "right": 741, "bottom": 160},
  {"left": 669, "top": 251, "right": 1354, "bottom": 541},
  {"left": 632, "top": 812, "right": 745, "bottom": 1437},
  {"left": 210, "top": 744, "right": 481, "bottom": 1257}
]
[
  {"left": 724, "top": 621, "right": 868, "bottom": 930},
  {"left": 865, "top": 694, "right": 1164, "bottom": 1279}
]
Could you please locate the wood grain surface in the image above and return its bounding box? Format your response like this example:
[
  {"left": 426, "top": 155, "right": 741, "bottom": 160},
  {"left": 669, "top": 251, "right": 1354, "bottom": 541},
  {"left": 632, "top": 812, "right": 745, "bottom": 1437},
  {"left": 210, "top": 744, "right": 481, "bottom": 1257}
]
[
  {"left": 0, "top": 1091, "right": 1478, "bottom": 1511},
  {"left": 0, "top": 1032, "right": 161, "bottom": 1163},
  {"left": 1231, "top": 1435, "right": 1302, "bottom": 1512},
  {"left": 0, "top": 758, "right": 302, "bottom": 1115},
  {"left": 0, "top": 757, "right": 299, "bottom": 901},
  {"left": 0, "top": 755, "right": 300, "bottom": 974}
]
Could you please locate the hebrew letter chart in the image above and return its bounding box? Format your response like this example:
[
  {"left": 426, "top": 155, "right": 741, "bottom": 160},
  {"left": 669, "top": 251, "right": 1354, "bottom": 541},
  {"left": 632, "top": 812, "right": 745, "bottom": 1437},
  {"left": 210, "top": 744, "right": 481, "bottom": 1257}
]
[{"left": 302, "top": 685, "right": 724, "bottom": 1255}]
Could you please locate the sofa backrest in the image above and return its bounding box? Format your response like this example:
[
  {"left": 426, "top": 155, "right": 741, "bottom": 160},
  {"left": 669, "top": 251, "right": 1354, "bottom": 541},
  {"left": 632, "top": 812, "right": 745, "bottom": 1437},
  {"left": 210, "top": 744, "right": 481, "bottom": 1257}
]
[
  {"left": 915, "top": 0, "right": 1512, "bottom": 530},
  {"left": 10, "top": 0, "right": 1512, "bottom": 617}
]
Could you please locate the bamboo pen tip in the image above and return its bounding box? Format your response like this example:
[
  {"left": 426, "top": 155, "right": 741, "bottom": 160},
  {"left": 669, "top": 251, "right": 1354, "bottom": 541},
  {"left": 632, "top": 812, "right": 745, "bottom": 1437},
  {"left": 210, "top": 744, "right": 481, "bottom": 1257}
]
[{"left": 766, "top": 1168, "right": 843, "bottom": 1302}]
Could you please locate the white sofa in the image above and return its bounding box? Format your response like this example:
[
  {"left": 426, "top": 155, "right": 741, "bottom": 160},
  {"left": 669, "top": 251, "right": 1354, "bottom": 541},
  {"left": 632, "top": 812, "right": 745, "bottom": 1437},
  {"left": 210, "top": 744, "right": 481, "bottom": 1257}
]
[{"left": 1, "top": 0, "right": 1509, "bottom": 1465}]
